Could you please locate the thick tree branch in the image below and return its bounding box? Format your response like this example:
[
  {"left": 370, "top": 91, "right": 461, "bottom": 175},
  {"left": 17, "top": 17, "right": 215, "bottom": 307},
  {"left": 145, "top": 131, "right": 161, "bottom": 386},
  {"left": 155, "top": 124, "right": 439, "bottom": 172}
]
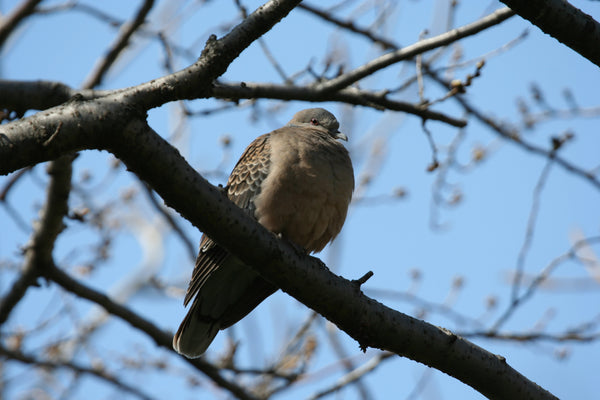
[
  {"left": 128, "top": 0, "right": 303, "bottom": 109},
  {"left": 0, "top": 1, "right": 562, "bottom": 397},
  {"left": 0, "top": 0, "right": 156, "bottom": 330},
  {"left": 0, "top": 78, "right": 467, "bottom": 128},
  {"left": 500, "top": 0, "right": 600, "bottom": 67},
  {"left": 0, "top": 108, "right": 557, "bottom": 398},
  {"left": 0, "top": 80, "right": 94, "bottom": 114},
  {"left": 0, "top": 0, "right": 304, "bottom": 173}
]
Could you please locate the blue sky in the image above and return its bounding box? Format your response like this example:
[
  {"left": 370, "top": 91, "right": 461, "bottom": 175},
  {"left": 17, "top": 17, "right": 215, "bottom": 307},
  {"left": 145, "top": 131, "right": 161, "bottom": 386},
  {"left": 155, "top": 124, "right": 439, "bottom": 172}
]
[{"left": 1, "top": 1, "right": 600, "bottom": 399}]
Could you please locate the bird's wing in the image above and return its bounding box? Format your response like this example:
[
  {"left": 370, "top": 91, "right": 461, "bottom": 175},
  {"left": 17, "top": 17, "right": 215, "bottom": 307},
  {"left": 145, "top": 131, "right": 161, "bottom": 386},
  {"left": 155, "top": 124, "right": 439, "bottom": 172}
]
[{"left": 182, "top": 133, "right": 271, "bottom": 307}]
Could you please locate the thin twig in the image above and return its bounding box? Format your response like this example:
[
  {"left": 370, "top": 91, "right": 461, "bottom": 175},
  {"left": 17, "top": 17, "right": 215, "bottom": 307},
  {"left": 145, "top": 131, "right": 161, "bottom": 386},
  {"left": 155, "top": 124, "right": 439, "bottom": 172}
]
[
  {"left": 0, "top": 155, "right": 75, "bottom": 326},
  {"left": 42, "top": 262, "right": 260, "bottom": 400},
  {"left": 0, "top": 0, "right": 44, "bottom": 48},
  {"left": 142, "top": 183, "right": 197, "bottom": 261},
  {"left": 511, "top": 157, "right": 555, "bottom": 302},
  {"left": 297, "top": 3, "right": 398, "bottom": 50},
  {"left": 460, "top": 330, "right": 600, "bottom": 343},
  {"left": 308, "top": 352, "right": 394, "bottom": 400},
  {"left": 0, "top": 166, "right": 30, "bottom": 201},
  {"left": 425, "top": 67, "right": 600, "bottom": 191},
  {"left": 81, "top": 0, "right": 156, "bottom": 88},
  {"left": 315, "top": 8, "right": 515, "bottom": 93},
  {"left": 0, "top": 345, "right": 157, "bottom": 400},
  {"left": 491, "top": 236, "right": 600, "bottom": 332}
]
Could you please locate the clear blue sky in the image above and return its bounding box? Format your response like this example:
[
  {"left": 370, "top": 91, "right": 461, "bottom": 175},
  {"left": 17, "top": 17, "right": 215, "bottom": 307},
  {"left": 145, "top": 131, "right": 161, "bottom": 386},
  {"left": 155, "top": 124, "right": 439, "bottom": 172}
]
[{"left": 2, "top": 1, "right": 600, "bottom": 399}]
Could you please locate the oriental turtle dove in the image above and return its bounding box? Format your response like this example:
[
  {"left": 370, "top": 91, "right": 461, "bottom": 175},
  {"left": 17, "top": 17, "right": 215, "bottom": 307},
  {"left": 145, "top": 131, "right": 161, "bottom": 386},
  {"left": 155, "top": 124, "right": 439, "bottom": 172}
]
[{"left": 173, "top": 108, "right": 354, "bottom": 358}]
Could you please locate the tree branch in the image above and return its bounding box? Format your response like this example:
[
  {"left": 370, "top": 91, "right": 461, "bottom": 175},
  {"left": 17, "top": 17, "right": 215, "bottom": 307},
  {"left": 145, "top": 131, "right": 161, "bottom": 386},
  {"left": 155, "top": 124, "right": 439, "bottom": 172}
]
[
  {"left": 212, "top": 82, "right": 467, "bottom": 127},
  {"left": 424, "top": 66, "right": 600, "bottom": 192},
  {"left": 128, "top": 0, "right": 303, "bottom": 109},
  {"left": 0, "top": 345, "right": 156, "bottom": 400},
  {"left": 0, "top": 154, "right": 75, "bottom": 326},
  {"left": 108, "top": 122, "right": 562, "bottom": 400},
  {"left": 0, "top": 107, "right": 557, "bottom": 398},
  {"left": 499, "top": 0, "right": 600, "bottom": 67},
  {"left": 314, "top": 7, "right": 515, "bottom": 93},
  {"left": 297, "top": 3, "right": 397, "bottom": 50},
  {"left": 0, "top": 1, "right": 561, "bottom": 397},
  {"left": 0, "top": 78, "right": 467, "bottom": 128},
  {"left": 81, "top": 0, "right": 156, "bottom": 88},
  {"left": 0, "top": 0, "right": 44, "bottom": 49},
  {"left": 42, "top": 262, "right": 258, "bottom": 400},
  {"left": 0, "top": 80, "right": 93, "bottom": 114}
]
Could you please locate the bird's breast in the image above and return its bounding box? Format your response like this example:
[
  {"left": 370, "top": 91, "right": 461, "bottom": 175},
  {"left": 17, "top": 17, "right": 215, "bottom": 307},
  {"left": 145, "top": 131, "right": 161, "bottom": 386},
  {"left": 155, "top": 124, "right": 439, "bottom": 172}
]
[{"left": 253, "top": 132, "right": 354, "bottom": 253}]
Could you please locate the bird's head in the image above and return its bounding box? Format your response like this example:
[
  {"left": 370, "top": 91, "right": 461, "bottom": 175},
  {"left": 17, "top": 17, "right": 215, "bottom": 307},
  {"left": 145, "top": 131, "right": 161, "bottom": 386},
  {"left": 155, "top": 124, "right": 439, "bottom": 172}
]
[{"left": 288, "top": 108, "right": 348, "bottom": 141}]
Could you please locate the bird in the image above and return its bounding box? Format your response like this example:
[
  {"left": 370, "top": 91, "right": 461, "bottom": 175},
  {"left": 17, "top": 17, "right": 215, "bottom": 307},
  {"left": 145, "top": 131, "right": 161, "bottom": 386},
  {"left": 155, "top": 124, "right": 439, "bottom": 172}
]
[{"left": 173, "top": 108, "right": 354, "bottom": 358}]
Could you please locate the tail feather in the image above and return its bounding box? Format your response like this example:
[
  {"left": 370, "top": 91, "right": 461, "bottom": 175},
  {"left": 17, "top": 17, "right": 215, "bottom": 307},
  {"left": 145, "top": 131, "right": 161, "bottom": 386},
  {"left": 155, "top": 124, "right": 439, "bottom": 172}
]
[
  {"left": 172, "top": 307, "right": 219, "bottom": 358},
  {"left": 172, "top": 256, "right": 278, "bottom": 357}
]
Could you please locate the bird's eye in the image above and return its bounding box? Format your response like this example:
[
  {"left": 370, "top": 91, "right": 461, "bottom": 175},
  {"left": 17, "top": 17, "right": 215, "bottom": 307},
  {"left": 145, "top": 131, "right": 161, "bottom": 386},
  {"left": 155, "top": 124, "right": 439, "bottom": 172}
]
[{"left": 310, "top": 118, "right": 319, "bottom": 126}]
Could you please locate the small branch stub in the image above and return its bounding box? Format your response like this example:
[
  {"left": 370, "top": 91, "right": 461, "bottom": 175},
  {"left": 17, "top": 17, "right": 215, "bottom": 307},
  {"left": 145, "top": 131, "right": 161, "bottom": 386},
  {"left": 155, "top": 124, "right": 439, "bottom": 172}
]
[{"left": 352, "top": 271, "right": 374, "bottom": 288}]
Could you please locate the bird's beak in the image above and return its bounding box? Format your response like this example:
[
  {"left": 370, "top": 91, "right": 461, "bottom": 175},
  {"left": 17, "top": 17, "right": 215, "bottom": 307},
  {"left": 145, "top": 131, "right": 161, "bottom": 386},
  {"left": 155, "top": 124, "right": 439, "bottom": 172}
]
[{"left": 335, "top": 131, "right": 348, "bottom": 141}]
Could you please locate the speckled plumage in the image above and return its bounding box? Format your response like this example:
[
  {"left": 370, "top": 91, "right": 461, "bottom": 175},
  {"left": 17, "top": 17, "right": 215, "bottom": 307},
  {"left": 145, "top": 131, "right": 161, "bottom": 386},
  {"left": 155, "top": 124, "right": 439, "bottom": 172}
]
[{"left": 173, "top": 108, "right": 354, "bottom": 358}]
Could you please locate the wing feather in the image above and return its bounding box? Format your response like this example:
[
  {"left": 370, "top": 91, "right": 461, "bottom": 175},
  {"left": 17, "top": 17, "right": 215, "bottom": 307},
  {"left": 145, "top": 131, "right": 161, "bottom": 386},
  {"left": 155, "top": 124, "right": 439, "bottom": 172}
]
[{"left": 181, "top": 134, "right": 271, "bottom": 306}]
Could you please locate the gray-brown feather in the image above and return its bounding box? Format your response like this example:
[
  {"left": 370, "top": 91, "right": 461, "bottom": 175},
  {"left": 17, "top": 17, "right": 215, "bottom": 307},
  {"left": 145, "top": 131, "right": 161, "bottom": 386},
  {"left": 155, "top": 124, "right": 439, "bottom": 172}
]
[
  {"left": 173, "top": 108, "right": 354, "bottom": 358},
  {"left": 181, "top": 135, "right": 271, "bottom": 307}
]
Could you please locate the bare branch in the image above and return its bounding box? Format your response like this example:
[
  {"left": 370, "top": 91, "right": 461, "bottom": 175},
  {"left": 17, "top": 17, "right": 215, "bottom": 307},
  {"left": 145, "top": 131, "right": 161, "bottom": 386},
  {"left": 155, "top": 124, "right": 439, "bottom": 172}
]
[
  {"left": 3, "top": 108, "right": 557, "bottom": 398},
  {"left": 1, "top": 1, "right": 591, "bottom": 397},
  {"left": 0, "top": 155, "right": 75, "bottom": 326},
  {"left": 308, "top": 352, "right": 393, "bottom": 400},
  {"left": 0, "top": 80, "right": 84, "bottom": 115},
  {"left": 492, "top": 236, "right": 600, "bottom": 333},
  {"left": 82, "top": 0, "right": 156, "bottom": 88},
  {"left": 297, "top": 3, "right": 397, "bottom": 50},
  {"left": 0, "top": 78, "right": 467, "bottom": 128},
  {"left": 42, "top": 262, "right": 259, "bottom": 400},
  {"left": 499, "top": 0, "right": 600, "bottom": 67},
  {"left": 0, "top": 345, "right": 157, "bottom": 400},
  {"left": 0, "top": 166, "right": 29, "bottom": 201},
  {"left": 461, "top": 331, "right": 600, "bottom": 343},
  {"left": 212, "top": 82, "right": 467, "bottom": 127},
  {"left": 0, "top": 0, "right": 44, "bottom": 48},
  {"left": 425, "top": 67, "right": 600, "bottom": 192},
  {"left": 141, "top": 183, "right": 197, "bottom": 261},
  {"left": 511, "top": 156, "right": 555, "bottom": 304},
  {"left": 314, "top": 7, "right": 515, "bottom": 93}
]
